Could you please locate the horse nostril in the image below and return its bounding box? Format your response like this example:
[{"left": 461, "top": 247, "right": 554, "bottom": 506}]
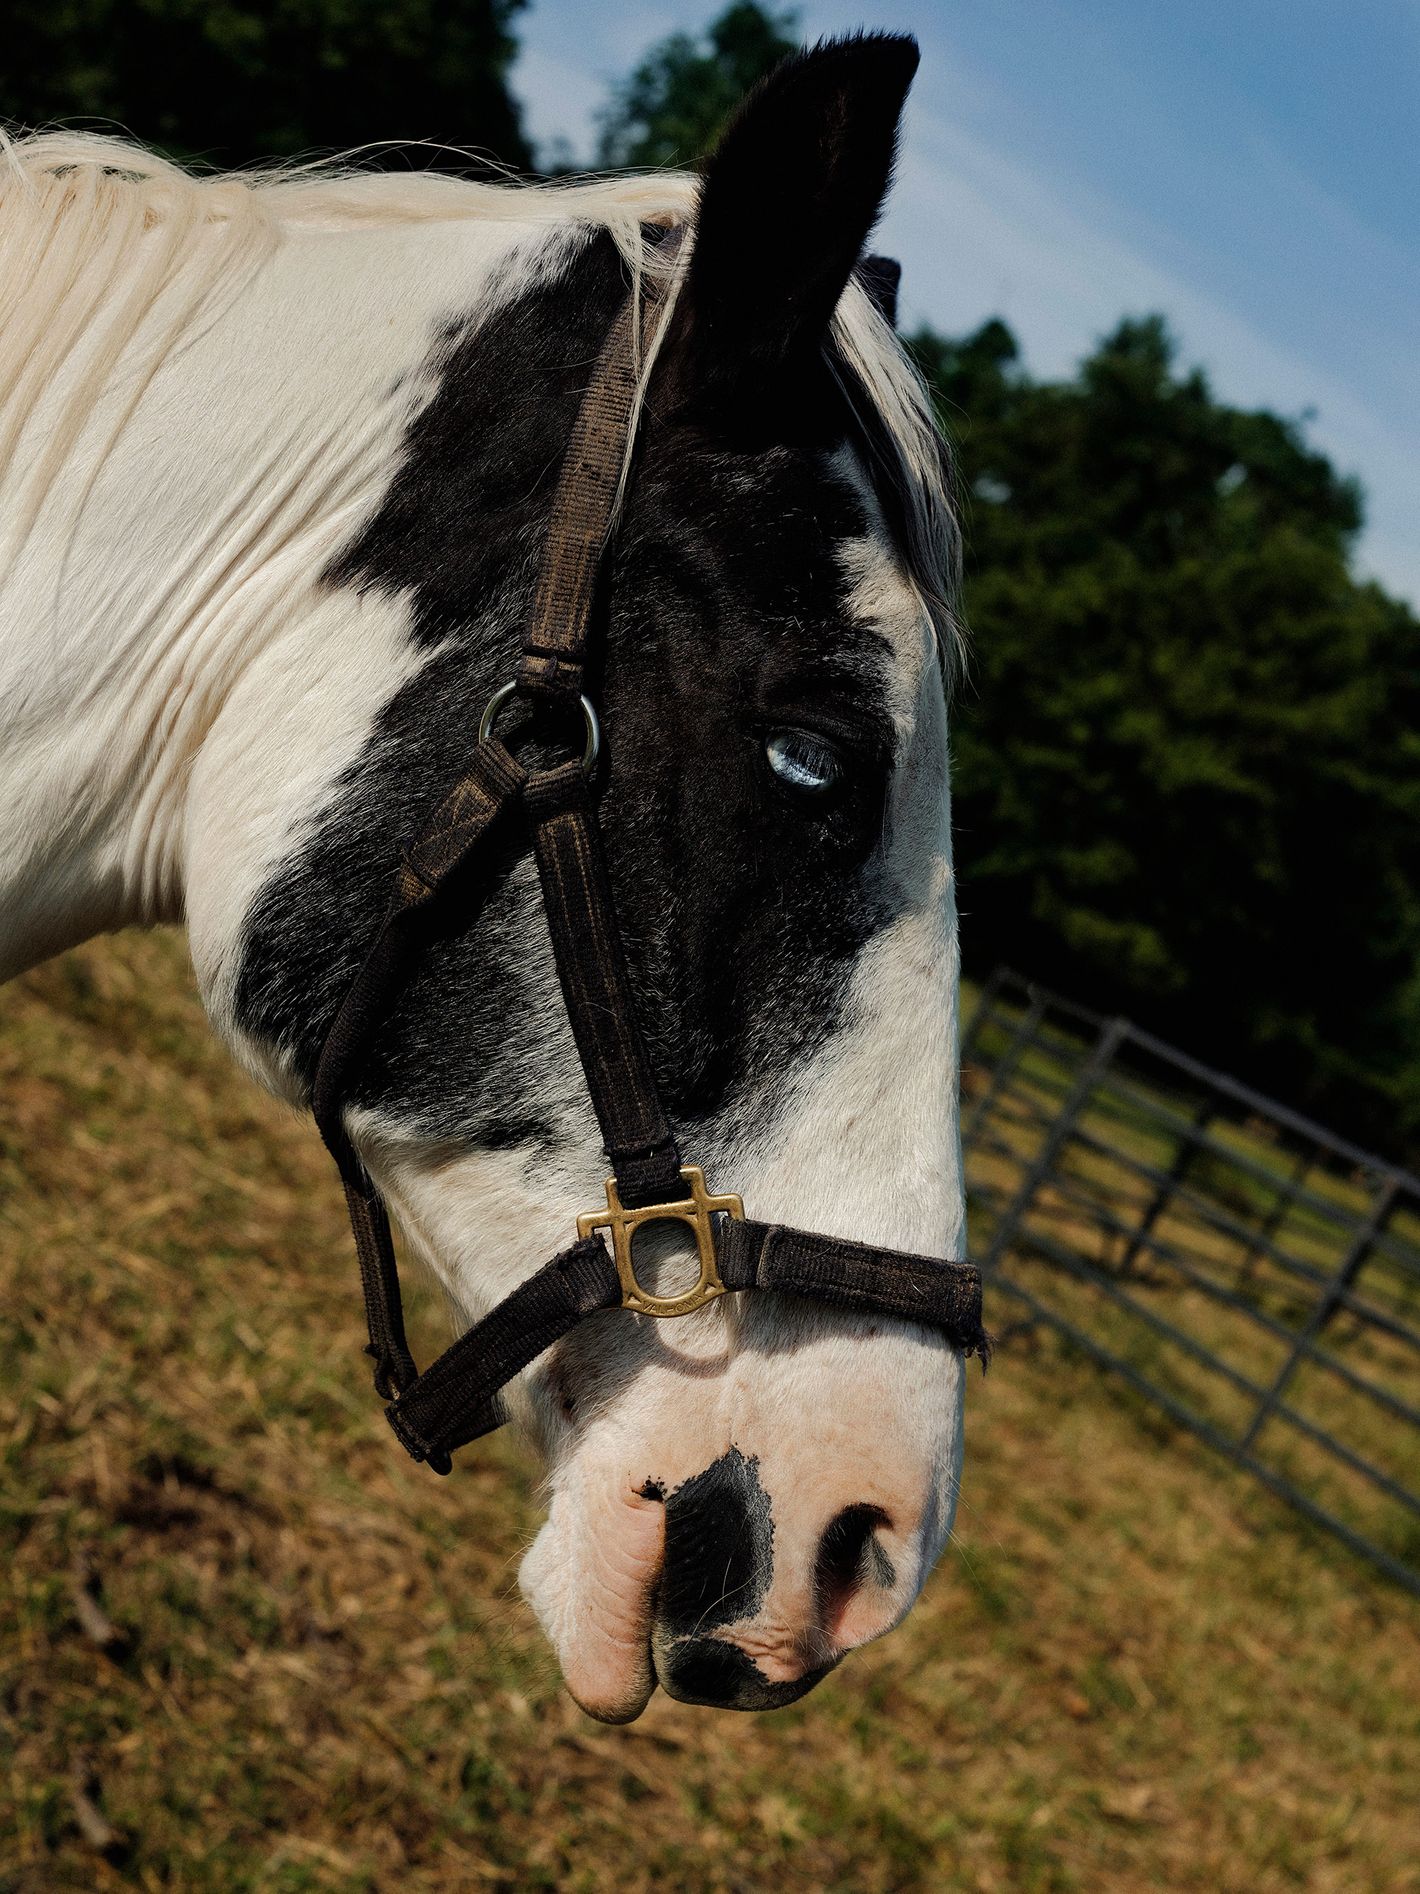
[{"left": 814, "top": 1504, "right": 893, "bottom": 1638}]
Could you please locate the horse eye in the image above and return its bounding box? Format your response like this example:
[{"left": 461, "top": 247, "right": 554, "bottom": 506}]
[{"left": 765, "top": 729, "right": 843, "bottom": 796}]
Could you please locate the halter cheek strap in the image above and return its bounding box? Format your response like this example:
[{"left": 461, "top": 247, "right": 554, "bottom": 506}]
[{"left": 312, "top": 233, "right": 988, "bottom": 1476}]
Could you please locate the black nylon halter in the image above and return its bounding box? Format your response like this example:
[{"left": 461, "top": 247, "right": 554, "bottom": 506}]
[{"left": 312, "top": 238, "right": 987, "bottom": 1476}]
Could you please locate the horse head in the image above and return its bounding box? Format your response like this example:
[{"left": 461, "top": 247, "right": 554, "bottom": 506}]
[{"left": 0, "top": 34, "right": 973, "bottom": 1722}]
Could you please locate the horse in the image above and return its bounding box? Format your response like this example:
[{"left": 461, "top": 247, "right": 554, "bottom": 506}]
[{"left": 0, "top": 32, "right": 972, "bottom": 1722}]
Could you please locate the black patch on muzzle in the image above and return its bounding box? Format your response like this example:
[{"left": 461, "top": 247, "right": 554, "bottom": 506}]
[
  {"left": 656, "top": 1447, "right": 833, "bottom": 1710},
  {"left": 657, "top": 1446, "right": 773, "bottom": 1638}
]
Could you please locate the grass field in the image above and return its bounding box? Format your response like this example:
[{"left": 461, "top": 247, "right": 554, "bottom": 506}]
[{"left": 4, "top": 932, "right": 1419, "bottom": 1892}]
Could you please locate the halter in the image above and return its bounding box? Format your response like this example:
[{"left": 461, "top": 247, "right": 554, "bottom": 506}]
[{"left": 312, "top": 239, "right": 987, "bottom": 1475}]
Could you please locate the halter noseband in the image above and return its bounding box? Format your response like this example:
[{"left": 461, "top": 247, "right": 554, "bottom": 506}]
[{"left": 311, "top": 238, "right": 987, "bottom": 1476}]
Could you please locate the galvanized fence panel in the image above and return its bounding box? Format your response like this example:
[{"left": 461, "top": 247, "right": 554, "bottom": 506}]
[{"left": 962, "top": 968, "right": 1420, "bottom": 1595}]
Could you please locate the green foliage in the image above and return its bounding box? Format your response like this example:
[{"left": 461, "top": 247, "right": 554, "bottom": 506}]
[
  {"left": 595, "top": 1, "right": 799, "bottom": 167},
  {"left": 914, "top": 317, "right": 1420, "bottom": 1147},
  {"left": 0, "top": 0, "right": 532, "bottom": 171}
]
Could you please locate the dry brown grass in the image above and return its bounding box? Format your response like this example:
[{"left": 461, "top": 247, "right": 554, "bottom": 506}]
[{"left": 3, "top": 932, "right": 1419, "bottom": 1893}]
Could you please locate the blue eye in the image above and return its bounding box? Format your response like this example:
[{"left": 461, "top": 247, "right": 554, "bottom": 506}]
[{"left": 765, "top": 729, "right": 843, "bottom": 795}]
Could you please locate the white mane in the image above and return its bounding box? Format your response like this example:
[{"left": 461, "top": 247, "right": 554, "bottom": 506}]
[{"left": 0, "top": 128, "right": 959, "bottom": 667}]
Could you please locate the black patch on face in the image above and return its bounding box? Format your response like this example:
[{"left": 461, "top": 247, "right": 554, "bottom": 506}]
[
  {"left": 656, "top": 1445, "right": 774, "bottom": 1639},
  {"left": 234, "top": 231, "right": 906, "bottom": 1159}
]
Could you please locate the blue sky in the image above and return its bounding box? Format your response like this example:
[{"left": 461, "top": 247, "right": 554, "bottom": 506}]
[{"left": 512, "top": 1, "right": 1420, "bottom": 606}]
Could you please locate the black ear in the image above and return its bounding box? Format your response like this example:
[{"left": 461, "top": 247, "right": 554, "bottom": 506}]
[
  {"left": 682, "top": 33, "right": 919, "bottom": 403},
  {"left": 859, "top": 255, "right": 902, "bottom": 327}
]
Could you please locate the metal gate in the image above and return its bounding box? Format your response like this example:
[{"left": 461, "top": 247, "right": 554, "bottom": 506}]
[{"left": 962, "top": 969, "right": 1420, "bottom": 1595}]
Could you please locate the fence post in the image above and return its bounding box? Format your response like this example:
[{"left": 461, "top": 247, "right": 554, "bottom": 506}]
[
  {"left": 1240, "top": 1175, "right": 1401, "bottom": 1453},
  {"left": 1234, "top": 1140, "right": 1317, "bottom": 1293},
  {"left": 958, "top": 965, "right": 1007, "bottom": 1071},
  {"left": 962, "top": 986, "right": 1048, "bottom": 1154},
  {"left": 1117, "top": 1094, "right": 1215, "bottom": 1279},
  {"left": 981, "top": 1015, "right": 1129, "bottom": 1274}
]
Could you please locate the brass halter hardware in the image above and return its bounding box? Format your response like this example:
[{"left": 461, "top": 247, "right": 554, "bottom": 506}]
[{"left": 576, "top": 1165, "right": 745, "bottom": 1317}]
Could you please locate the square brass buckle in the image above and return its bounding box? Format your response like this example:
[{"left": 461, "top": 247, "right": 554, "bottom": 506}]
[{"left": 576, "top": 1164, "right": 744, "bottom": 1317}]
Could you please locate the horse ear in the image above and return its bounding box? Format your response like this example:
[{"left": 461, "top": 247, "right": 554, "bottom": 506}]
[
  {"left": 860, "top": 255, "right": 902, "bottom": 328},
  {"left": 680, "top": 33, "right": 919, "bottom": 403}
]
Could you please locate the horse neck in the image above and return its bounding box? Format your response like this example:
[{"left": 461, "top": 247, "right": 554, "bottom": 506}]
[{"left": 0, "top": 207, "right": 545, "bottom": 980}]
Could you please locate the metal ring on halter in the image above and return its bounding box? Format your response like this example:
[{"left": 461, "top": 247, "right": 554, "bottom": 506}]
[{"left": 477, "top": 680, "right": 601, "bottom": 775}]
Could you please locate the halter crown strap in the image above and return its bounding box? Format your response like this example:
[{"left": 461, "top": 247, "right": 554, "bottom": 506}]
[
  {"left": 517, "top": 236, "right": 678, "bottom": 705},
  {"left": 311, "top": 232, "right": 987, "bottom": 1474},
  {"left": 311, "top": 736, "right": 529, "bottom": 1400}
]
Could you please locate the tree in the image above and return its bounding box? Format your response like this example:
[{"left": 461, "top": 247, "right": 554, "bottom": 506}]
[
  {"left": 595, "top": 2, "right": 799, "bottom": 168},
  {"left": 0, "top": 0, "right": 533, "bottom": 173},
  {"left": 912, "top": 317, "right": 1420, "bottom": 1148}
]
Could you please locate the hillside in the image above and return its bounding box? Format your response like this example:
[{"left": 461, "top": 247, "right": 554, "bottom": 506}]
[{"left": 3, "top": 932, "right": 1417, "bottom": 1892}]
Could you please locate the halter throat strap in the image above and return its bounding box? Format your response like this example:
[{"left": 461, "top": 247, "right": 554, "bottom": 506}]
[{"left": 311, "top": 234, "right": 987, "bottom": 1474}]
